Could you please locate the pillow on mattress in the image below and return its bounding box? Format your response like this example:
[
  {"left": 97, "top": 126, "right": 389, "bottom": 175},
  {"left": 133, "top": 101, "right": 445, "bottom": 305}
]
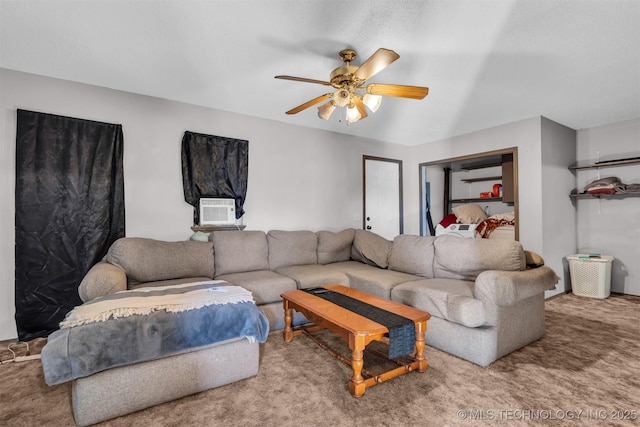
[
  {"left": 489, "top": 211, "right": 515, "bottom": 222},
  {"left": 439, "top": 213, "right": 458, "bottom": 228},
  {"left": 452, "top": 204, "right": 488, "bottom": 224}
]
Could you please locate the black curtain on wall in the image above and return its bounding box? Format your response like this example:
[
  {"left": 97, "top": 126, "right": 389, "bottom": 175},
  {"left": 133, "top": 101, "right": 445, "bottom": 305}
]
[
  {"left": 15, "top": 109, "right": 125, "bottom": 341},
  {"left": 181, "top": 131, "right": 248, "bottom": 225}
]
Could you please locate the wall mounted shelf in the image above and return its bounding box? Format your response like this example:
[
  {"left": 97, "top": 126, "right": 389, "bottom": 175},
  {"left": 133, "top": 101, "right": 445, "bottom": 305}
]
[
  {"left": 446, "top": 154, "right": 514, "bottom": 211},
  {"left": 569, "top": 193, "right": 638, "bottom": 200},
  {"left": 460, "top": 176, "right": 502, "bottom": 183},
  {"left": 569, "top": 157, "right": 640, "bottom": 170},
  {"left": 450, "top": 197, "right": 503, "bottom": 203},
  {"left": 569, "top": 156, "right": 640, "bottom": 199}
]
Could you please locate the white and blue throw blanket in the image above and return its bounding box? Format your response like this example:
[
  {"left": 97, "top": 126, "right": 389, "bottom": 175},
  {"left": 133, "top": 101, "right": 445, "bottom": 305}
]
[{"left": 41, "top": 281, "right": 269, "bottom": 385}]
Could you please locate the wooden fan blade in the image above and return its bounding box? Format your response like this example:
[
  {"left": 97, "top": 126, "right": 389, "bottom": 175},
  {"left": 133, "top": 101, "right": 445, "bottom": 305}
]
[
  {"left": 275, "top": 75, "right": 332, "bottom": 86},
  {"left": 365, "top": 83, "right": 429, "bottom": 99},
  {"left": 353, "top": 48, "right": 400, "bottom": 81},
  {"left": 353, "top": 96, "right": 368, "bottom": 120},
  {"left": 285, "top": 93, "right": 332, "bottom": 114}
]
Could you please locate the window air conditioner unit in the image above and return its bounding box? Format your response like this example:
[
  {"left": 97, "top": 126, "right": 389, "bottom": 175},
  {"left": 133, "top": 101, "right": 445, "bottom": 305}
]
[{"left": 199, "top": 198, "right": 236, "bottom": 226}]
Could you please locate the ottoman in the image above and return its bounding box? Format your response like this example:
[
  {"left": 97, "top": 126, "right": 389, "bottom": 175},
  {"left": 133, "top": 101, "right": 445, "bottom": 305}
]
[
  {"left": 41, "top": 282, "right": 269, "bottom": 425},
  {"left": 72, "top": 337, "right": 258, "bottom": 426}
]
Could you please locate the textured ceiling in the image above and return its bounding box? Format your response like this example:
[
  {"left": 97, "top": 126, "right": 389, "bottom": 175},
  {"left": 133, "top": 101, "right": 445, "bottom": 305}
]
[{"left": 1, "top": 0, "right": 639, "bottom": 146}]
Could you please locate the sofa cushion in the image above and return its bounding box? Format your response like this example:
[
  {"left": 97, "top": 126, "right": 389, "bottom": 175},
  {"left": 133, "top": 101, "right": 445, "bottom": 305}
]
[
  {"left": 474, "top": 267, "right": 559, "bottom": 307},
  {"left": 106, "top": 238, "right": 214, "bottom": 284},
  {"left": 211, "top": 230, "right": 269, "bottom": 276},
  {"left": 388, "top": 234, "right": 436, "bottom": 278},
  {"left": 317, "top": 229, "right": 355, "bottom": 264},
  {"left": 346, "top": 269, "right": 421, "bottom": 300},
  {"left": 128, "top": 277, "right": 214, "bottom": 290},
  {"left": 215, "top": 270, "right": 297, "bottom": 305},
  {"left": 433, "top": 234, "right": 525, "bottom": 281},
  {"left": 78, "top": 262, "right": 127, "bottom": 302},
  {"left": 268, "top": 230, "right": 318, "bottom": 270},
  {"left": 274, "top": 265, "right": 349, "bottom": 289},
  {"left": 391, "top": 279, "right": 486, "bottom": 328},
  {"left": 350, "top": 229, "right": 392, "bottom": 268},
  {"left": 324, "top": 260, "right": 380, "bottom": 275}
]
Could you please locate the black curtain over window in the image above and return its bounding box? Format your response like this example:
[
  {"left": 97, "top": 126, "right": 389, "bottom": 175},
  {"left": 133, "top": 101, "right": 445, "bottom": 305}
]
[
  {"left": 181, "top": 131, "right": 248, "bottom": 225},
  {"left": 15, "top": 109, "right": 125, "bottom": 341}
]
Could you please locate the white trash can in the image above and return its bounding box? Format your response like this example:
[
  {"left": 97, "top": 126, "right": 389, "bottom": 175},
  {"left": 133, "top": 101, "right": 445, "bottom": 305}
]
[{"left": 566, "top": 254, "right": 614, "bottom": 299}]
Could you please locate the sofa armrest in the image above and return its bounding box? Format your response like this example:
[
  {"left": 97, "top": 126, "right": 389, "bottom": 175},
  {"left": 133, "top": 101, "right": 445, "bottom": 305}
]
[
  {"left": 474, "top": 266, "right": 559, "bottom": 306},
  {"left": 78, "top": 262, "right": 127, "bottom": 302}
]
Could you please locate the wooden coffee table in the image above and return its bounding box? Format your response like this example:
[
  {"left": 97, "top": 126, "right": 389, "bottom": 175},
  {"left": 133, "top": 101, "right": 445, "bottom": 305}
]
[{"left": 281, "top": 285, "right": 430, "bottom": 397}]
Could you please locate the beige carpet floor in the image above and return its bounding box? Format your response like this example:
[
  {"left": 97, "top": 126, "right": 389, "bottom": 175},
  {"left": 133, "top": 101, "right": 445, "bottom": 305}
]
[{"left": 1, "top": 293, "right": 639, "bottom": 427}]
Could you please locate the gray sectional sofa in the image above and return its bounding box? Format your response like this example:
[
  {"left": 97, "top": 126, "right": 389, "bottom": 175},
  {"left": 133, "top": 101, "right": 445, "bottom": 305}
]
[
  {"left": 67, "top": 228, "right": 557, "bottom": 424},
  {"left": 80, "top": 228, "right": 558, "bottom": 366}
]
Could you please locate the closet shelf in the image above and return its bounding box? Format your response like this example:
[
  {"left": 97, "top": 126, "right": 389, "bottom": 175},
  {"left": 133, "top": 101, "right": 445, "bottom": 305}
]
[
  {"left": 569, "top": 157, "right": 640, "bottom": 170},
  {"left": 460, "top": 176, "right": 502, "bottom": 183},
  {"left": 569, "top": 193, "right": 639, "bottom": 200},
  {"left": 569, "top": 156, "right": 639, "bottom": 199},
  {"left": 451, "top": 197, "right": 504, "bottom": 203}
]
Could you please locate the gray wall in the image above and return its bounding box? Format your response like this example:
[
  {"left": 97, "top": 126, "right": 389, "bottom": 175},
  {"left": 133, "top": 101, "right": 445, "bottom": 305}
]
[
  {"left": 1, "top": 68, "right": 638, "bottom": 340},
  {"left": 408, "top": 117, "right": 639, "bottom": 298},
  {"left": 408, "top": 117, "right": 548, "bottom": 254},
  {"left": 0, "top": 69, "right": 411, "bottom": 340},
  {"left": 575, "top": 119, "right": 640, "bottom": 295},
  {"left": 408, "top": 116, "right": 577, "bottom": 297},
  {"left": 540, "top": 117, "right": 578, "bottom": 295}
]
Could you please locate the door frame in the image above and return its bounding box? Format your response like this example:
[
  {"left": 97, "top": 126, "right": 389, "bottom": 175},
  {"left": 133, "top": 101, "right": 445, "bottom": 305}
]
[
  {"left": 363, "top": 155, "right": 404, "bottom": 235},
  {"left": 419, "top": 147, "right": 519, "bottom": 240}
]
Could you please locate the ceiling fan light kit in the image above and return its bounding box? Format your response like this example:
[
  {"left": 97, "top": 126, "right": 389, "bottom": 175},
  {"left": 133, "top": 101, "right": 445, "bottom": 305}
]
[
  {"left": 317, "top": 100, "right": 337, "bottom": 120},
  {"left": 346, "top": 104, "right": 361, "bottom": 124},
  {"left": 275, "top": 48, "right": 429, "bottom": 125},
  {"left": 362, "top": 93, "right": 382, "bottom": 113}
]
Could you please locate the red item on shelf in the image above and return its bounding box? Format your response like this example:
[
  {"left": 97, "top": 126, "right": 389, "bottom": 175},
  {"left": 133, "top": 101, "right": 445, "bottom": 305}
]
[{"left": 493, "top": 183, "right": 502, "bottom": 197}]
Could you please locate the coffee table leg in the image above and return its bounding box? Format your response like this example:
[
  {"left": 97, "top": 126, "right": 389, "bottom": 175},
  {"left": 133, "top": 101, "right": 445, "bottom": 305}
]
[
  {"left": 349, "top": 335, "right": 366, "bottom": 398},
  {"left": 283, "top": 301, "right": 294, "bottom": 342},
  {"left": 415, "top": 320, "right": 428, "bottom": 372}
]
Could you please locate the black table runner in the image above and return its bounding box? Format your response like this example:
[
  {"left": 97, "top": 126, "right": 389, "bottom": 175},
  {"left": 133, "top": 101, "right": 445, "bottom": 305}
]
[{"left": 303, "top": 288, "right": 415, "bottom": 359}]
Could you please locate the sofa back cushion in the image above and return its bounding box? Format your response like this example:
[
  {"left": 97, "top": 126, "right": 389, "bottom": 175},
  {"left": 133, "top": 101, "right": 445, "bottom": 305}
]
[
  {"left": 268, "top": 230, "right": 318, "bottom": 270},
  {"left": 211, "top": 230, "right": 269, "bottom": 276},
  {"left": 388, "top": 234, "right": 436, "bottom": 278},
  {"left": 317, "top": 229, "right": 355, "bottom": 264},
  {"left": 350, "top": 229, "right": 392, "bottom": 268},
  {"left": 433, "top": 234, "right": 525, "bottom": 281},
  {"left": 106, "top": 238, "right": 214, "bottom": 284}
]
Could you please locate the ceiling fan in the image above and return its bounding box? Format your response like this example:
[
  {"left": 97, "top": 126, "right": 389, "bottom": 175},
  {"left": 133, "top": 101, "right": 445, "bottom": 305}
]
[{"left": 275, "top": 48, "right": 429, "bottom": 124}]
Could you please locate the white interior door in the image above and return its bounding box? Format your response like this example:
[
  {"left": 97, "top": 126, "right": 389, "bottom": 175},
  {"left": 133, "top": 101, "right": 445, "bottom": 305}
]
[{"left": 364, "top": 156, "right": 402, "bottom": 240}]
